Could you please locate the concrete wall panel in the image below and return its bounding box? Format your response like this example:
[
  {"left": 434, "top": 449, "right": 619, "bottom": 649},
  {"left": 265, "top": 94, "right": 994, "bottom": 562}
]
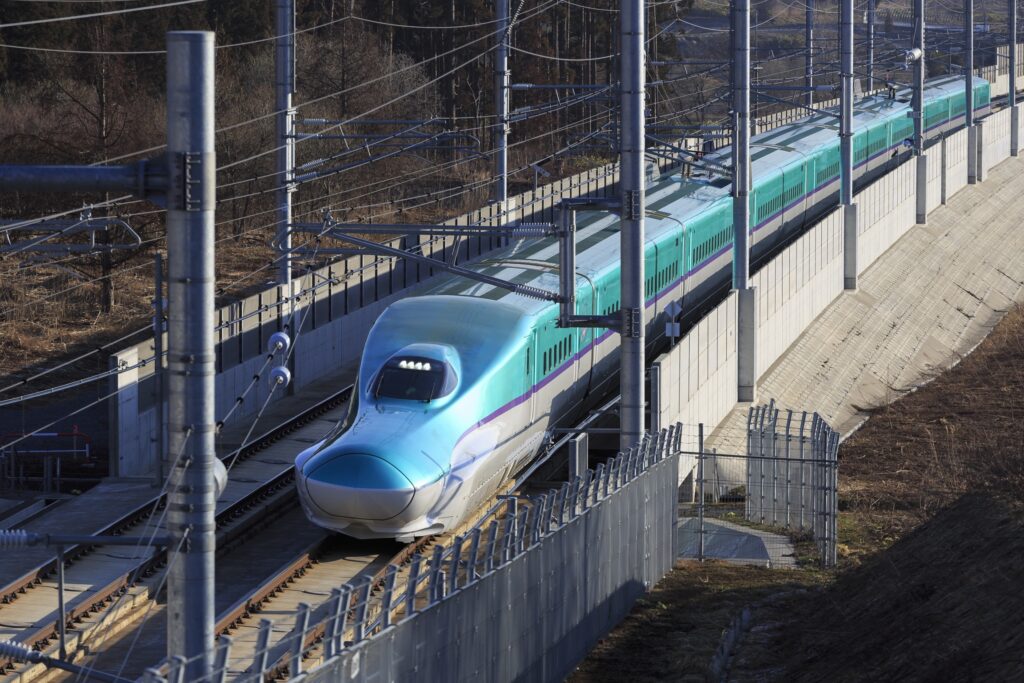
[
  {"left": 753, "top": 208, "right": 844, "bottom": 377},
  {"left": 946, "top": 127, "right": 969, "bottom": 200}
]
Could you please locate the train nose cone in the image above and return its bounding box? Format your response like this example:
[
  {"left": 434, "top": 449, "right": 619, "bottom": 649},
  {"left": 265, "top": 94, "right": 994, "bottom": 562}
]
[{"left": 302, "top": 453, "right": 415, "bottom": 521}]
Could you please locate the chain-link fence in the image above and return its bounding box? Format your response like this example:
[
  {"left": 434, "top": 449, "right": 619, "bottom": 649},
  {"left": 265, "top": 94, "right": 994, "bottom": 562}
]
[{"left": 679, "top": 403, "right": 839, "bottom": 568}]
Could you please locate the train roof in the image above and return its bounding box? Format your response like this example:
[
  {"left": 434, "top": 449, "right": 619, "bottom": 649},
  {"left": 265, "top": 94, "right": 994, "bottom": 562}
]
[{"left": 424, "top": 75, "right": 987, "bottom": 317}]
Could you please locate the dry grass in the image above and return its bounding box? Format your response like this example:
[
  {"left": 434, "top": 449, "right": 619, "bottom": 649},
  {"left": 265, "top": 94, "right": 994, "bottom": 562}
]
[{"left": 573, "top": 305, "right": 1024, "bottom": 680}]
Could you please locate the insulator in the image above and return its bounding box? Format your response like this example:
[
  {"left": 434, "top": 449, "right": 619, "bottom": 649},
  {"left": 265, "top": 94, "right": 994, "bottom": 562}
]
[
  {"left": 270, "top": 365, "right": 292, "bottom": 388},
  {"left": 268, "top": 331, "right": 291, "bottom": 355}
]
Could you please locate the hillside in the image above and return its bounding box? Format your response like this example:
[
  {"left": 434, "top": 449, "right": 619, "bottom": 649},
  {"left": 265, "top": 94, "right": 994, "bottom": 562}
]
[{"left": 572, "top": 305, "right": 1024, "bottom": 681}]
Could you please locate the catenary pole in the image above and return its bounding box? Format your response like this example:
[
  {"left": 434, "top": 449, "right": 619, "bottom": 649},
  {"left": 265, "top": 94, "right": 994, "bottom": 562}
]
[
  {"left": 967, "top": 0, "right": 977, "bottom": 182},
  {"left": 841, "top": 0, "right": 858, "bottom": 289},
  {"left": 619, "top": 0, "right": 646, "bottom": 450},
  {"left": 275, "top": 0, "right": 296, "bottom": 317},
  {"left": 867, "top": 0, "right": 876, "bottom": 91},
  {"left": 495, "top": 0, "right": 510, "bottom": 220},
  {"left": 153, "top": 251, "right": 165, "bottom": 488},
  {"left": 913, "top": 0, "right": 928, "bottom": 223},
  {"left": 805, "top": 0, "right": 814, "bottom": 109},
  {"left": 732, "top": 0, "right": 750, "bottom": 293},
  {"left": 1011, "top": 0, "right": 1019, "bottom": 156},
  {"left": 913, "top": 0, "right": 924, "bottom": 155},
  {"left": 734, "top": 0, "right": 756, "bottom": 403},
  {"left": 165, "top": 32, "right": 216, "bottom": 682}
]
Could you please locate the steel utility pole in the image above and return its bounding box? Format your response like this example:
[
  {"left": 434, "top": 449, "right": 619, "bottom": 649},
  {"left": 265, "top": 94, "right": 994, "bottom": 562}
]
[
  {"left": 276, "top": 0, "right": 296, "bottom": 316},
  {"left": 913, "top": 0, "right": 927, "bottom": 223},
  {"left": 0, "top": 36, "right": 213, "bottom": 676},
  {"left": 805, "top": 0, "right": 814, "bottom": 108},
  {"left": 867, "top": 0, "right": 876, "bottom": 91},
  {"left": 841, "top": 0, "right": 858, "bottom": 290},
  {"left": 1011, "top": 0, "right": 1019, "bottom": 156},
  {"left": 619, "top": 0, "right": 646, "bottom": 450},
  {"left": 967, "top": 0, "right": 978, "bottom": 183},
  {"left": 734, "top": 0, "right": 756, "bottom": 403},
  {"left": 165, "top": 32, "right": 216, "bottom": 682},
  {"left": 495, "top": 0, "right": 510, "bottom": 221}
]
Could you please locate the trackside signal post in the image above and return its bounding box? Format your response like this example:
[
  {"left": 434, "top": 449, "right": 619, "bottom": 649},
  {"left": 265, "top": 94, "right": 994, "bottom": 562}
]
[{"left": 0, "top": 31, "right": 217, "bottom": 682}]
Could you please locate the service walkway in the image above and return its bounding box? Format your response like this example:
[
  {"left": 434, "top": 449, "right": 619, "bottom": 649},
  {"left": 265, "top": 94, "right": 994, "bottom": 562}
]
[{"left": 709, "top": 153, "right": 1024, "bottom": 453}]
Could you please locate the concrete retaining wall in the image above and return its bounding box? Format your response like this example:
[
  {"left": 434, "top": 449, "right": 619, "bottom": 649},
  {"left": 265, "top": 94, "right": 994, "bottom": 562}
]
[
  {"left": 945, "top": 127, "right": 969, "bottom": 200},
  {"left": 753, "top": 208, "right": 844, "bottom": 378},
  {"left": 652, "top": 111, "right": 1018, "bottom": 470},
  {"left": 984, "top": 107, "right": 1013, "bottom": 174},
  {"left": 652, "top": 292, "right": 737, "bottom": 461},
  {"left": 855, "top": 159, "right": 916, "bottom": 274}
]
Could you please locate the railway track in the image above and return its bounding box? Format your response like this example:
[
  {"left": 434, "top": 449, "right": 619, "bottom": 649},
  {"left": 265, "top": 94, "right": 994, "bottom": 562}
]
[{"left": 0, "top": 384, "right": 355, "bottom": 680}]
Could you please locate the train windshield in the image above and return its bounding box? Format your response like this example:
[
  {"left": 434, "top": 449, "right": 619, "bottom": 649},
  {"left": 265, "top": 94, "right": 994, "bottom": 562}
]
[{"left": 375, "top": 358, "right": 454, "bottom": 401}]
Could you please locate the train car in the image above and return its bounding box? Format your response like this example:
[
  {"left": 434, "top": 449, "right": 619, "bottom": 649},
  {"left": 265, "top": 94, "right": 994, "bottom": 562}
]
[{"left": 295, "top": 76, "right": 990, "bottom": 541}]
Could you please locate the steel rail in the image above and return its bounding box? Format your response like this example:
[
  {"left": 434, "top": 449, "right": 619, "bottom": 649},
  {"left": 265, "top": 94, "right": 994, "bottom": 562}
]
[{"left": 0, "top": 384, "right": 354, "bottom": 673}]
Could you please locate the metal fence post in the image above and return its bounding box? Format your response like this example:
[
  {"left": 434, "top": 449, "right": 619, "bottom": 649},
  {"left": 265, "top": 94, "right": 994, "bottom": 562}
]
[
  {"left": 428, "top": 545, "right": 445, "bottom": 604},
  {"left": 784, "top": 409, "right": 793, "bottom": 528},
  {"left": 799, "top": 411, "right": 808, "bottom": 529},
  {"left": 485, "top": 520, "right": 499, "bottom": 572},
  {"left": 290, "top": 602, "right": 310, "bottom": 676},
  {"left": 213, "top": 635, "right": 232, "bottom": 683},
  {"left": 56, "top": 545, "right": 66, "bottom": 660},
  {"left": 381, "top": 565, "right": 398, "bottom": 628},
  {"left": 404, "top": 556, "right": 421, "bottom": 618},
  {"left": 251, "top": 619, "right": 272, "bottom": 679},
  {"left": 770, "top": 405, "right": 779, "bottom": 526},
  {"left": 354, "top": 579, "right": 371, "bottom": 641},
  {"left": 447, "top": 537, "right": 463, "bottom": 595},
  {"left": 698, "top": 423, "right": 705, "bottom": 563}
]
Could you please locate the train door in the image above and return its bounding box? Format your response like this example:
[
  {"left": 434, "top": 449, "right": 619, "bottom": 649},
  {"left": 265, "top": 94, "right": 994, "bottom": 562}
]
[
  {"left": 577, "top": 277, "right": 596, "bottom": 399},
  {"left": 526, "top": 329, "right": 537, "bottom": 424},
  {"left": 645, "top": 243, "right": 659, "bottom": 322}
]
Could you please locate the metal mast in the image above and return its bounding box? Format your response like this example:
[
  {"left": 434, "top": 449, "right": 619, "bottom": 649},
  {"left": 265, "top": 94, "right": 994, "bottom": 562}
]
[
  {"left": 967, "top": 0, "right": 977, "bottom": 183},
  {"left": 841, "top": 0, "right": 857, "bottom": 289},
  {"left": 734, "top": 0, "right": 756, "bottom": 403},
  {"left": 1011, "top": 0, "right": 1019, "bottom": 156},
  {"left": 805, "top": 0, "right": 814, "bottom": 108},
  {"left": 619, "top": 0, "right": 646, "bottom": 450},
  {"left": 165, "top": 32, "right": 216, "bottom": 682},
  {"left": 913, "top": 0, "right": 927, "bottom": 223},
  {"left": 867, "top": 0, "right": 876, "bottom": 91},
  {"left": 495, "top": 0, "right": 510, "bottom": 218},
  {"left": 276, "top": 0, "right": 296, "bottom": 312}
]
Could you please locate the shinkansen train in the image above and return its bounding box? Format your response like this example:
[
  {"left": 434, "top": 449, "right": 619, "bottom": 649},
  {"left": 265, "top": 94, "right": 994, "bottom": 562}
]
[{"left": 295, "top": 75, "right": 991, "bottom": 540}]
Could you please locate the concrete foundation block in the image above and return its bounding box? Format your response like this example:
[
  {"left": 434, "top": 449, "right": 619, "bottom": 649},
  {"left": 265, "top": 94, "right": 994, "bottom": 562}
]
[
  {"left": 968, "top": 124, "right": 979, "bottom": 184},
  {"left": 916, "top": 154, "right": 928, "bottom": 225},
  {"left": 737, "top": 287, "right": 757, "bottom": 403},
  {"left": 1013, "top": 106, "right": 1021, "bottom": 158},
  {"left": 843, "top": 203, "right": 858, "bottom": 290},
  {"left": 976, "top": 120, "right": 986, "bottom": 183}
]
